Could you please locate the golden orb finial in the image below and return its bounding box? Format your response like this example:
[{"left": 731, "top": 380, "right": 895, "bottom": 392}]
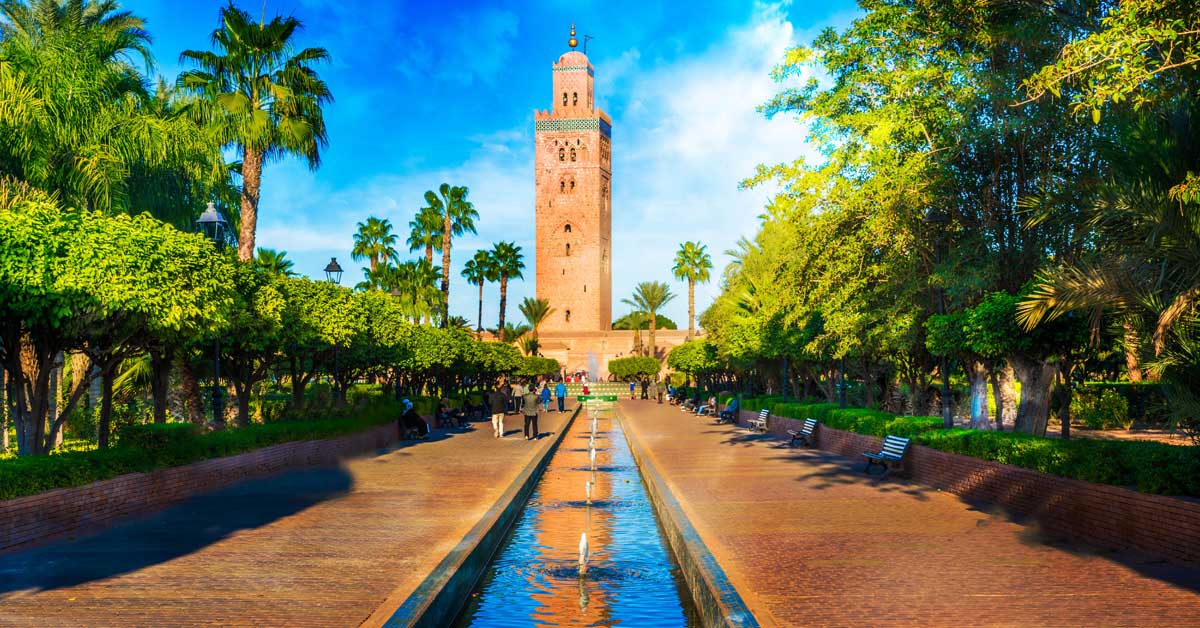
[{"left": 568, "top": 23, "right": 578, "bottom": 49}]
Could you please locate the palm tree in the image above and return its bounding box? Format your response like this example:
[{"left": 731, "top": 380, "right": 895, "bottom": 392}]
[
  {"left": 491, "top": 322, "right": 531, "bottom": 343},
  {"left": 461, "top": 250, "right": 495, "bottom": 332},
  {"left": 383, "top": 259, "right": 443, "bottom": 323},
  {"left": 255, "top": 248, "right": 295, "bottom": 277},
  {"left": 490, "top": 241, "right": 524, "bottom": 332},
  {"left": 179, "top": 4, "right": 332, "bottom": 262},
  {"left": 406, "top": 204, "right": 443, "bottom": 267},
  {"left": 614, "top": 310, "right": 649, "bottom": 355},
  {"left": 424, "top": 183, "right": 479, "bottom": 327},
  {"left": 673, "top": 241, "right": 713, "bottom": 339},
  {"left": 622, "top": 281, "right": 676, "bottom": 357},
  {"left": 519, "top": 297, "right": 556, "bottom": 342},
  {"left": 351, "top": 216, "right": 399, "bottom": 273}
]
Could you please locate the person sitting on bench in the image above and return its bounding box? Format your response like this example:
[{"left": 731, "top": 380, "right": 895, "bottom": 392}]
[
  {"left": 695, "top": 395, "right": 717, "bottom": 416},
  {"left": 398, "top": 399, "right": 429, "bottom": 439},
  {"left": 718, "top": 397, "right": 740, "bottom": 421}
]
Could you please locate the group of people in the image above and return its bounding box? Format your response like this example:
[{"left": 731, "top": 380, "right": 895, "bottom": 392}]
[
  {"left": 627, "top": 379, "right": 666, "bottom": 403},
  {"left": 486, "top": 379, "right": 570, "bottom": 441}
]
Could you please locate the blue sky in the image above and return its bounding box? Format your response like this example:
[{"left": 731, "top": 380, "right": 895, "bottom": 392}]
[{"left": 132, "top": 0, "right": 858, "bottom": 329}]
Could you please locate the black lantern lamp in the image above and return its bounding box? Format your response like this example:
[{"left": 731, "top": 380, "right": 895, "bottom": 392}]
[
  {"left": 324, "top": 257, "right": 344, "bottom": 285},
  {"left": 196, "top": 202, "right": 230, "bottom": 249}
]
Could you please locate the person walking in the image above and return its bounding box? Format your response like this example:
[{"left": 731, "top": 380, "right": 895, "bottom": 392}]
[
  {"left": 488, "top": 386, "right": 507, "bottom": 438},
  {"left": 629, "top": 380, "right": 636, "bottom": 400},
  {"left": 640, "top": 379, "right": 649, "bottom": 399},
  {"left": 648, "top": 380, "right": 659, "bottom": 404},
  {"left": 555, "top": 380, "right": 567, "bottom": 413},
  {"left": 512, "top": 380, "right": 525, "bottom": 414},
  {"left": 540, "top": 382, "right": 551, "bottom": 412},
  {"left": 501, "top": 380, "right": 513, "bottom": 414},
  {"left": 522, "top": 387, "right": 540, "bottom": 440}
]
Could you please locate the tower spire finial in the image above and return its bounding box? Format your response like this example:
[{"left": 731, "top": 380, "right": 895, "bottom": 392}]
[{"left": 568, "top": 23, "right": 578, "bottom": 49}]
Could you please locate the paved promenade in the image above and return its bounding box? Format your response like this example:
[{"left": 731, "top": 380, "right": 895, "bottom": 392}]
[
  {"left": 0, "top": 408, "right": 571, "bottom": 627},
  {"left": 619, "top": 399, "right": 1200, "bottom": 628}
]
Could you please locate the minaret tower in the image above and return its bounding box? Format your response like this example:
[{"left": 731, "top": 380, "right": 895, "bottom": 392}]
[{"left": 534, "top": 24, "right": 613, "bottom": 332}]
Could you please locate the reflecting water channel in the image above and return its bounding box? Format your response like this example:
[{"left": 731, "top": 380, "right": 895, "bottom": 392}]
[{"left": 453, "top": 402, "right": 700, "bottom": 627}]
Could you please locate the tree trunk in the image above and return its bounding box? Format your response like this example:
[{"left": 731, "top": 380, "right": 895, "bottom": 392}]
[
  {"left": 177, "top": 356, "right": 205, "bottom": 425},
  {"left": 648, "top": 315, "right": 657, "bottom": 358},
  {"left": 1011, "top": 355, "right": 1057, "bottom": 436},
  {"left": 236, "top": 385, "right": 252, "bottom": 428},
  {"left": 238, "top": 146, "right": 264, "bottom": 262},
  {"left": 687, "top": 279, "right": 695, "bottom": 340},
  {"left": 1, "top": 369, "right": 9, "bottom": 453},
  {"left": 48, "top": 358, "right": 60, "bottom": 447},
  {"left": 441, "top": 217, "right": 452, "bottom": 328},
  {"left": 1123, "top": 322, "right": 1143, "bottom": 382},
  {"left": 966, "top": 360, "right": 992, "bottom": 430},
  {"left": 498, "top": 276, "right": 508, "bottom": 331},
  {"left": 477, "top": 281, "right": 484, "bottom": 332},
  {"left": 150, "top": 349, "right": 171, "bottom": 424},
  {"left": 993, "top": 362, "right": 1017, "bottom": 430},
  {"left": 1057, "top": 366, "right": 1074, "bottom": 440},
  {"left": 98, "top": 372, "right": 114, "bottom": 449}
]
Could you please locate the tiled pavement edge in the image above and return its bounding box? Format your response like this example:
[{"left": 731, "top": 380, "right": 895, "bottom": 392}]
[
  {"left": 618, "top": 399, "right": 1200, "bottom": 628},
  {"left": 0, "top": 407, "right": 573, "bottom": 627}
]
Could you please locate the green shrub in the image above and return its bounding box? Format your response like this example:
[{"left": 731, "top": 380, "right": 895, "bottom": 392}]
[
  {"left": 0, "top": 398, "right": 401, "bottom": 501},
  {"left": 116, "top": 423, "right": 199, "bottom": 449},
  {"left": 1072, "top": 388, "right": 1132, "bottom": 430}
]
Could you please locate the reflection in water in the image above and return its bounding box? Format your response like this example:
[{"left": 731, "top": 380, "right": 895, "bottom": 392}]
[{"left": 453, "top": 408, "right": 699, "bottom": 627}]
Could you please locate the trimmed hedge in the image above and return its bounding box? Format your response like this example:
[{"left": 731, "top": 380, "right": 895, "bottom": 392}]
[
  {"left": 0, "top": 399, "right": 401, "bottom": 501},
  {"left": 739, "top": 396, "right": 1200, "bottom": 497}
]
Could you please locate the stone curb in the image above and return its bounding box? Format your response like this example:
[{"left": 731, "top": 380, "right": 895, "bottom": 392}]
[
  {"left": 369, "top": 405, "right": 582, "bottom": 627},
  {"left": 620, "top": 412, "right": 760, "bottom": 628}
]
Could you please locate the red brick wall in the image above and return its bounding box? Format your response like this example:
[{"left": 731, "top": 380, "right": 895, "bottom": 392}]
[
  {"left": 738, "top": 410, "right": 1200, "bottom": 565},
  {"left": 0, "top": 422, "right": 398, "bottom": 554}
]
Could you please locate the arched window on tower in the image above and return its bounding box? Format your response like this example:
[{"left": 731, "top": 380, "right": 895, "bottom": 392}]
[
  {"left": 572, "top": 92, "right": 578, "bottom": 105},
  {"left": 569, "top": 180, "right": 575, "bottom": 191},
  {"left": 566, "top": 243, "right": 571, "bottom": 256},
  {"left": 559, "top": 148, "right": 565, "bottom": 161},
  {"left": 569, "top": 148, "right": 576, "bottom": 161},
  {"left": 564, "top": 224, "right": 572, "bottom": 233},
  {"left": 565, "top": 310, "right": 571, "bottom": 322},
  {"left": 560, "top": 181, "right": 565, "bottom": 192},
  {"left": 562, "top": 92, "right": 568, "bottom": 105}
]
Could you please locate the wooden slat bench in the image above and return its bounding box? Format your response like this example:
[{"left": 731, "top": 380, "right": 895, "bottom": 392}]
[
  {"left": 862, "top": 435, "right": 910, "bottom": 476},
  {"left": 748, "top": 409, "right": 769, "bottom": 433},
  {"left": 787, "top": 418, "right": 818, "bottom": 447}
]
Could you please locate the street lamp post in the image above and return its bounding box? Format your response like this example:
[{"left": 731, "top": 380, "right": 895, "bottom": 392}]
[
  {"left": 197, "top": 202, "right": 229, "bottom": 427},
  {"left": 325, "top": 258, "right": 343, "bottom": 405},
  {"left": 924, "top": 208, "right": 953, "bottom": 428}
]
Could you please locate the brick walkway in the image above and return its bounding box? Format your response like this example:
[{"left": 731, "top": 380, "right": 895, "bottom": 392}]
[
  {"left": 0, "top": 409, "right": 571, "bottom": 627},
  {"left": 619, "top": 400, "right": 1200, "bottom": 628}
]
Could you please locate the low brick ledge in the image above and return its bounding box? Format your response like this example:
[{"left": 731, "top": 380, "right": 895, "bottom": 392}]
[
  {"left": 737, "top": 409, "right": 1200, "bottom": 565},
  {"left": 0, "top": 422, "right": 399, "bottom": 554}
]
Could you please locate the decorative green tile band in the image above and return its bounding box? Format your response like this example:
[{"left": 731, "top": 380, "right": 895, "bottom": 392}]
[
  {"left": 553, "top": 65, "right": 593, "bottom": 75},
  {"left": 535, "top": 118, "right": 612, "bottom": 137}
]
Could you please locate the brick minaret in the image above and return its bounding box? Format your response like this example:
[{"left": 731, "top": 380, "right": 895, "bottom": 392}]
[{"left": 535, "top": 25, "right": 612, "bottom": 333}]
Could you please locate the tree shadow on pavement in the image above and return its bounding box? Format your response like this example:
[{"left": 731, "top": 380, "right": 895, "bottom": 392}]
[{"left": 0, "top": 465, "right": 355, "bottom": 596}]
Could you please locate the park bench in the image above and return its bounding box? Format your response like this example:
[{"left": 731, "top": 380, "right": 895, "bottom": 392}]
[
  {"left": 748, "top": 409, "right": 769, "bottom": 433},
  {"left": 863, "top": 435, "right": 910, "bottom": 476},
  {"left": 787, "top": 418, "right": 818, "bottom": 447}
]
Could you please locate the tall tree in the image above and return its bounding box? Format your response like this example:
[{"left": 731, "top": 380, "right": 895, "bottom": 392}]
[
  {"left": 490, "top": 242, "right": 524, "bottom": 333},
  {"left": 424, "top": 184, "right": 478, "bottom": 327},
  {"left": 351, "top": 216, "right": 399, "bottom": 273},
  {"left": 407, "top": 204, "right": 443, "bottom": 267},
  {"left": 672, "top": 241, "right": 713, "bottom": 339},
  {"left": 622, "top": 281, "right": 676, "bottom": 358},
  {"left": 178, "top": 4, "right": 332, "bottom": 262},
  {"left": 461, "top": 249, "right": 495, "bottom": 333}
]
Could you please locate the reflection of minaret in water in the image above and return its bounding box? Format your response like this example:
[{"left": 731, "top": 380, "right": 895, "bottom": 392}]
[{"left": 528, "top": 411, "right": 616, "bottom": 622}]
